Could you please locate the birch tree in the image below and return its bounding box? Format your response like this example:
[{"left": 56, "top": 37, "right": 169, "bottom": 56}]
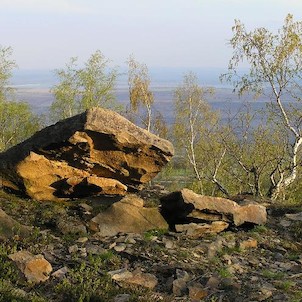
[
  {"left": 223, "top": 14, "right": 302, "bottom": 200},
  {"left": 50, "top": 50, "right": 117, "bottom": 122},
  {"left": 127, "top": 55, "right": 154, "bottom": 132},
  {"left": 173, "top": 72, "right": 228, "bottom": 194}
]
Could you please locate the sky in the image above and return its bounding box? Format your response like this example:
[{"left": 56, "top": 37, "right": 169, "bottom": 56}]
[{"left": 1, "top": 0, "right": 302, "bottom": 71}]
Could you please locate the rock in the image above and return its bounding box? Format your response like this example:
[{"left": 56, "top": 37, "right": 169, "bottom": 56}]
[
  {"left": 109, "top": 268, "right": 158, "bottom": 289},
  {"left": 188, "top": 284, "right": 208, "bottom": 301},
  {"left": 175, "top": 221, "right": 229, "bottom": 238},
  {"left": 89, "top": 194, "right": 168, "bottom": 236},
  {"left": 114, "top": 294, "right": 131, "bottom": 302},
  {"left": 239, "top": 238, "right": 258, "bottom": 250},
  {"left": 8, "top": 250, "right": 52, "bottom": 283},
  {"left": 0, "top": 208, "right": 31, "bottom": 239},
  {"left": 68, "top": 245, "right": 78, "bottom": 254},
  {"left": 0, "top": 107, "right": 174, "bottom": 201},
  {"left": 52, "top": 266, "right": 68, "bottom": 278},
  {"left": 206, "top": 276, "right": 220, "bottom": 289},
  {"left": 172, "top": 269, "right": 191, "bottom": 297},
  {"left": 57, "top": 218, "right": 87, "bottom": 236},
  {"left": 123, "top": 271, "right": 158, "bottom": 289},
  {"left": 160, "top": 188, "right": 266, "bottom": 227},
  {"left": 172, "top": 278, "right": 187, "bottom": 296},
  {"left": 285, "top": 212, "right": 302, "bottom": 221}
]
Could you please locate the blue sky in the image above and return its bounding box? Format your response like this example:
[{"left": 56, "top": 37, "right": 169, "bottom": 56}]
[{"left": 1, "top": 0, "right": 302, "bottom": 70}]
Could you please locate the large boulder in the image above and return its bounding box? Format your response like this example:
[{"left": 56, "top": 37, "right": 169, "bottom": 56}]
[
  {"left": 0, "top": 107, "right": 174, "bottom": 201},
  {"left": 160, "top": 189, "right": 267, "bottom": 228}
]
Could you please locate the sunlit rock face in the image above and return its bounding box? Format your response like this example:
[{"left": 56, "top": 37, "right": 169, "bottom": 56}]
[{"left": 0, "top": 107, "right": 174, "bottom": 201}]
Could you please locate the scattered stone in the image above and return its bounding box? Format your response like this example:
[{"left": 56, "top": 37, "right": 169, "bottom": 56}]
[
  {"left": 188, "top": 284, "right": 208, "bottom": 301},
  {"left": 114, "top": 243, "right": 127, "bottom": 252},
  {"left": 109, "top": 268, "right": 158, "bottom": 289},
  {"left": 239, "top": 238, "right": 258, "bottom": 250},
  {"left": 57, "top": 218, "right": 87, "bottom": 236},
  {"left": 86, "top": 244, "right": 107, "bottom": 255},
  {"left": 52, "top": 266, "right": 68, "bottom": 278},
  {"left": 76, "top": 237, "right": 88, "bottom": 243},
  {"left": 280, "top": 219, "right": 291, "bottom": 227},
  {"left": 206, "top": 276, "right": 220, "bottom": 289},
  {"left": 123, "top": 270, "right": 158, "bottom": 289},
  {"left": 8, "top": 250, "right": 52, "bottom": 283},
  {"left": 285, "top": 212, "right": 302, "bottom": 221},
  {"left": 175, "top": 221, "right": 229, "bottom": 238},
  {"left": 172, "top": 278, "right": 187, "bottom": 296},
  {"left": 79, "top": 203, "right": 93, "bottom": 212},
  {"left": 162, "top": 238, "right": 174, "bottom": 249},
  {"left": 0, "top": 107, "right": 174, "bottom": 201},
  {"left": 109, "top": 269, "right": 133, "bottom": 281},
  {"left": 90, "top": 194, "right": 168, "bottom": 236},
  {"left": 68, "top": 245, "right": 78, "bottom": 254},
  {"left": 160, "top": 189, "right": 267, "bottom": 227},
  {"left": 0, "top": 208, "right": 31, "bottom": 239},
  {"left": 114, "top": 294, "right": 131, "bottom": 302}
]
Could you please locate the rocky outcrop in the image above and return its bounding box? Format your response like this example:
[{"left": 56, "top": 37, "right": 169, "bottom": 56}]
[
  {"left": 89, "top": 194, "right": 168, "bottom": 237},
  {"left": 0, "top": 107, "right": 174, "bottom": 201},
  {"left": 160, "top": 189, "right": 267, "bottom": 230}
]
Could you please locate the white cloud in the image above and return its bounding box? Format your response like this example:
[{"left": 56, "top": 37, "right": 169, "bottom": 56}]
[{"left": 0, "top": 0, "right": 94, "bottom": 14}]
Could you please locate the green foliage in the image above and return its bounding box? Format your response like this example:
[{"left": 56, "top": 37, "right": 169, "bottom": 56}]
[
  {"left": 261, "top": 269, "right": 285, "bottom": 280},
  {"left": 0, "top": 46, "right": 41, "bottom": 151},
  {"left": 127, "top": 55, "right": 167, "bottom": 136},
  {"left": 223, "top": 14, "right": 302, "bottom": 200},
  {"left": 50, "top": 50, "right": 118, "bottom": 122},
  {"left": 143, "top": 229, "right": 168, "bottom": 241},
  {"left": 0, "top": 100, "right": 41, "bottom": 151}
]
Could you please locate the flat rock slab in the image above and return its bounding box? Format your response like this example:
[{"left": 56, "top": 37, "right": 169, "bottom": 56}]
[
  {"left": 175, "top": 221, "right": 229, "bottom": 238},
  {"left": 90, "top": 194, "right": 168, "bottom": 236},
  {"left": 160, "top": 188, "right": 267, "bottom": 227},
  {"left": 0, "top": 107, "right": 174, "bottom": 201}
]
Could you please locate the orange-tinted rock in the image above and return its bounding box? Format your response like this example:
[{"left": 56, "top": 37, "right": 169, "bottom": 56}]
[
  {"left": 0, "top": 107, "right": 173, "bottom": 201},
  {"left": 8, "top": 250, "right": 52, "bottom": 283}
]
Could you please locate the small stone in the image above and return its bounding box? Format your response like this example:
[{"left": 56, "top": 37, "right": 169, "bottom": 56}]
[
  {"left": 52, "top": 266, "right": 68, "bottom": 278},
  {"left": 76, "top": 237, "right": 88, "bottom": 243},
  {"left": 285, "top": 212, "right": 302, "bottom": 221},
  {"left": 163, "top": 238, "right": 174, "bottom": 249},
  {"left": 188, "top": 284, "right": 208, "bottom": 301},
  {"left": 114, "top": 243, "right": 127, "bottom": 252},
  {"left": 79, "top": 247, "right": 87, "bottom": 257},
  {"left": 9, "top": 250, "right": 52, "bottom": 283},
  {"left": 172, "top": 278, "right": 187, "bottom": 296},
  {"left": 108, "top": 269, "right": 133, "bottom": 281},
  {"left": 176, "top": 269, "right": 190, "bottom": 282},
  {"left": 124, "top": 271, "right": 158, "bottom": 289},
  {"left": 239, "top": 238, "right": 258, "bottom": 250},
  {"left": 206, "top": 276, "right": 220, "bottom": 289},
  {"left": 79, "top": 203, "right": 93, "bottom": 212},
  {"left": 280, "top": 219, "right": 291, "bottom": 227},
  {"left": 114, "top": 294, "right": 131, "bottom": 302},
  {"left": 86, "top": 244, "right": 107, "bottom": 255},
  {"left": 68, "top": 245, "right": 78, "bottom": 254}
]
